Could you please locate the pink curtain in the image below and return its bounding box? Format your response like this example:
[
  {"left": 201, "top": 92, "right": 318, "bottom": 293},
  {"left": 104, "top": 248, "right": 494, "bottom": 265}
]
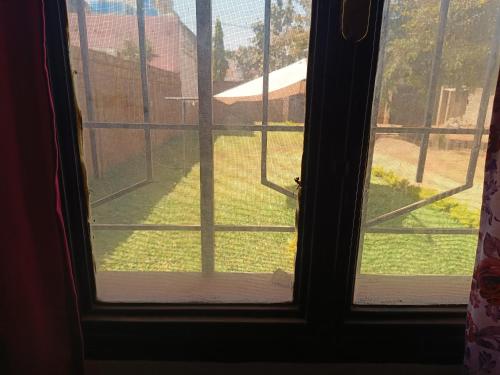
[
  {"left": 466, "top": 72, "right": 500, "bottom": 373},
  {"left": 0, "top": 1, "right": 84, "bottom": 374}
]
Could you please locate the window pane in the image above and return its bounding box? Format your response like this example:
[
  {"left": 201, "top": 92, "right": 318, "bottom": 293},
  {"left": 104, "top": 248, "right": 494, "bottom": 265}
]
[
  {"left": 354, "top": 0, "right": 500, "bottom": 305},
  {"left": 66, "top": 0, "right": 311, "bottom": 303}
]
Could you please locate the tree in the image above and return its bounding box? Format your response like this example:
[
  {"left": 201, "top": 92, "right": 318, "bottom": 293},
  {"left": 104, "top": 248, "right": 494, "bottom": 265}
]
[
  {"left": 213, "top": 18, "right": 229, "bottom": 81},
  {"left": 117, "top": 38, "right": 157, "bottom": 63},
  {"left": 153, "top": 0, "right": 174, "bottom": 14},
  {"left": 380, "top": 0, "right": 498, "bottom": 120},
  {"left": 232, "top": 0, "right": 312, "bottom": 80}
]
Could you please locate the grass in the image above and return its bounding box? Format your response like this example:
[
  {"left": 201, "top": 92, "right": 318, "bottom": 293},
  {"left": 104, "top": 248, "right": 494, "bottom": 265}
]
[
  {"left": 89, "top": 130, "right": 300, "bottom": 272},
  {"left": 88, "top": 131, "right": 480, "bottom": 276},
  {"left": 360, "top": 167, "right": 479, "bottom": 275}
]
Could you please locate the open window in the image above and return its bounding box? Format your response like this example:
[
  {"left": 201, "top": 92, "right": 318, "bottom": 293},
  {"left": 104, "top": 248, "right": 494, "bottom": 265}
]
[
  {"left": 355, "top": 0, "right": 500, "bottom": 306},
  {"left": 45, "top": 0, "right": 500, "bottom": 363},
  {"left": 63, "top": 0, "right": 311, "bottom": 304}
]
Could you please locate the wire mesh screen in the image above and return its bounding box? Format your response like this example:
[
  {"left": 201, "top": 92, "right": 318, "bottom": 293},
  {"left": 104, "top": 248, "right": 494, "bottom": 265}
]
[
  {"left": 354, "top": 0, "right": 500, "bottom": 305},
  {"left": 66, "top": 0, "right": 311, "bottom": 303}
]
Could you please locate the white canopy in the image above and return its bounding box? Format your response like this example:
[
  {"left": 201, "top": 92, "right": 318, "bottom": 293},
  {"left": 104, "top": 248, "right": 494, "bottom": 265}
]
[{"left": 214, "top": 59, "right": 307, "bottom": 104}]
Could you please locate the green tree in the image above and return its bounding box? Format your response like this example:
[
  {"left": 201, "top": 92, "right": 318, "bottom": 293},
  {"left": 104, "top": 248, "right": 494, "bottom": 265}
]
[
  {"left": 232, "top": 0, "right": 312, "bottom": 80},
  {"left": 381, "top": 0, "right": 498, "bottom": 113},
  {"left": 117, "top": 38, "right": 157, "bottom": 63},
  {"left": 213, "top": 18, "right": 229, "bottom": 81},
  {"left": 153, "top": 0, "right": 174, "bottom": 15}
]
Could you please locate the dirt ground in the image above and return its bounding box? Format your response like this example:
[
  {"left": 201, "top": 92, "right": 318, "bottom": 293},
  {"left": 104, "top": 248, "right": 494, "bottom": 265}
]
[{"left": 371, "top": 136, "right": 486, "bottom": 211}]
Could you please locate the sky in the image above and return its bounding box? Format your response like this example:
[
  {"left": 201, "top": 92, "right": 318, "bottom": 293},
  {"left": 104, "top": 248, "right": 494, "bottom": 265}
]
[
  {"left": 87, "top": 0, "right": 268, "bottom": 50},
  {"left": 173, "top": 0, "right": 265, "bottom": 50}
]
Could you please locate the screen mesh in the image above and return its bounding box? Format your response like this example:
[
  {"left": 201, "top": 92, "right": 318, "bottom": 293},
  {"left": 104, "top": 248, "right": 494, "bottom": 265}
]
[
  {"left": 354, "top": 0, "right": 500, "bottom": 305},
  {"left": 66, "top": 0, "right": 311, "bottom": 303}
]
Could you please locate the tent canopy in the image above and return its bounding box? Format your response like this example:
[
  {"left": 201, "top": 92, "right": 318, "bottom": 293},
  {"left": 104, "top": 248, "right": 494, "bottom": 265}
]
[{"left": 215, "top": 59, "right": 307, "bottom": 104}]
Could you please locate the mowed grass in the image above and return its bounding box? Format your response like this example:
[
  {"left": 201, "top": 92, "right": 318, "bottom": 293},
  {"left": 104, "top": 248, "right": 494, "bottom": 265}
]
[
  {"left": 89, "top": 130, "right": 300, "bottom": 272},
  {"left": 361, "top": 170, "right": 478, "bottom": 275},
  {"left": 88, "top": 132, "right": 479, "bottom": 276}
]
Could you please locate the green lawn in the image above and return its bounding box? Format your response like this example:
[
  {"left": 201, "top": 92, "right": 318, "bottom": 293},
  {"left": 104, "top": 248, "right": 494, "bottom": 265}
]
[
  {"left": 361, "top": 168, "right": 478, "bottom": 275},
  {"left": 90, "top": 130, "right": 299, "bottom": 272},
  {"left": 88, "top": 131, "right": 479, "bottom": 276}
]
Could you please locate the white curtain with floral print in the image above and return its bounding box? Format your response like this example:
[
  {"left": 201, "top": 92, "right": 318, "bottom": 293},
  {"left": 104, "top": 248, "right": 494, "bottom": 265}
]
[{"left": 466, "top": 72, "right": 500, "bottom": 374}]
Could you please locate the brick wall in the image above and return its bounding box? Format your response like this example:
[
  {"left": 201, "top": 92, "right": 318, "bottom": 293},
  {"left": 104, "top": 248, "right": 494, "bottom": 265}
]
[
  {"left": 70, "top": 47, "right": 183, "bottom": 176},
  {"left": 71, "top": 48, "right": 307, "bottom": 177}
]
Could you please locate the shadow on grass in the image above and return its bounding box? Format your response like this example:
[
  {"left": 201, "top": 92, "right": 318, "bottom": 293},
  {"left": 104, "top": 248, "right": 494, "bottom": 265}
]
[
  {"left": 87, "top": 130, "right": 256, "bottom": 262},
  {"left": 285, "top": 181, "right": 420, "bottom": 228},
  {"left": 364, "top": 183, "right": 420, "bottom": 228},
  {"left": 88, "top": 132, "right": 201, "bottom": 261}
]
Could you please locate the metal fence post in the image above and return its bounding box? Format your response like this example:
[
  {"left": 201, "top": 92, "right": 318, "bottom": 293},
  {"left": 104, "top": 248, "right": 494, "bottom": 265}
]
[
  {"left": 136, "top": 0, "right": 154, "bottom": 181},
  {"left": 196, "top": 0, "right": 215, "bottom": 273}
]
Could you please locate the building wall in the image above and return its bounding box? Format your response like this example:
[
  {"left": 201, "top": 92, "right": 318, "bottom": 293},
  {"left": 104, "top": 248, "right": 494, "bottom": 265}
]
[
  {"left": 178, "top": 19, "right": 198, "bottom": 98},
  {"left": 70, "top": 46, "right": 183, "bottom": 176},
  {"left": 70, "top": 47, "right": 306, "bottom": 178},
  {"left": 214, "top": 95, "right": 306, "bottom": 125}
]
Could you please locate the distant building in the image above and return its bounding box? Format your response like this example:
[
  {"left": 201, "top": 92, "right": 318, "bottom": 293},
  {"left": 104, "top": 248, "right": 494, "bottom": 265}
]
[
  {"left": 215, "top": 59, "right": 307, "bottom": 124},
  {"left": 84, "top": 0, "right": 174, "bottom": 16},
  {"left": 68, "top": 4, "right": 197, "bottom": 97}
]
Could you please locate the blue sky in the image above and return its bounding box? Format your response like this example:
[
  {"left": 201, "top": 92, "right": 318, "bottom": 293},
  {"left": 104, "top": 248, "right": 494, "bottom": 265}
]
[
  {"left": 173, "top": 0, "right": 265, "bottom": 50},
  {"left": 88, "top": 0, "right": 267, "bottom": 50}
]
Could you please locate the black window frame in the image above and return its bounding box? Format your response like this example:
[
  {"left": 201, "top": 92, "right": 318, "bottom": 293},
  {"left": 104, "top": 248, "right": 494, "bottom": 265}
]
[{"left": 44, "top": 0, "right": 467, "bottom": 363}]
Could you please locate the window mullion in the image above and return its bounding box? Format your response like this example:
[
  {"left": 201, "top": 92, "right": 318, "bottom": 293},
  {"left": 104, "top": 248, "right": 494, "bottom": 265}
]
[
  {"left": 196, "top": 0, "right": 215, "bottom": 273},
  {"left": 76, "top": 0, "right": 99, "bottom": 178},
  {"left": 136, "top": 0, "right": 153, "bottom": 181},
  {"left": 260, "top": 0, "right": 271, "bottom": 184}
]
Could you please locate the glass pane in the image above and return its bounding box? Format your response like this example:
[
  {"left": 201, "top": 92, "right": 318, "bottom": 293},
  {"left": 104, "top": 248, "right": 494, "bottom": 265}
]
[
  {"left": 354, "top": 0, "right": 500, "bottom": 305},
  {"left": 66, "top": 0, "right": 311, "bottom": 303}
]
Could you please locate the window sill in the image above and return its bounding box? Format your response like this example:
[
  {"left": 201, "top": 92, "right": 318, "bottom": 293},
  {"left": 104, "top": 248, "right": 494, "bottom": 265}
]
[
  {"left": 354, "top": 274, "right": 471, "bottom": 305},
  {"left": 96, "top": 271, "right": 294, "bottom": 304}
]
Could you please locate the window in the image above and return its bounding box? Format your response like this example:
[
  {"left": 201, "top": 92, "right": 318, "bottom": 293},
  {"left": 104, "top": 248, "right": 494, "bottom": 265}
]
[
  {"left": 44, "top": 0, "right": 499, "bottom": 363},
  {"left": 355, "top": 0, "right": 500, "bottom": 305},
  {"left": 65, "top": 0, "right": 310, "bottom": 303}
]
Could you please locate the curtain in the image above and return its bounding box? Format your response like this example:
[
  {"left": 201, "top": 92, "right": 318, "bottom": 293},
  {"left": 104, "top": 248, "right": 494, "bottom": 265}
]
[
  {"left": 466, "top": 72, "right": 500, "bottom": 373},
  {"left": 0, "top": 1, "right": 84, "bottom": 374}
]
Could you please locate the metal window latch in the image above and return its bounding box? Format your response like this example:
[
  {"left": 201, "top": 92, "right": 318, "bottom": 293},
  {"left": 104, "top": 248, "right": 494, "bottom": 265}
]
[{"left": 341, "top": 0, "right": 372, "bottom": 42}]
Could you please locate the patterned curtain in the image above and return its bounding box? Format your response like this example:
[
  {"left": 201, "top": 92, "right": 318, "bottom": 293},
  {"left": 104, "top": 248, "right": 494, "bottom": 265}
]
[{"left": 466, "top": 71, "right": 500, "bottom": 373}]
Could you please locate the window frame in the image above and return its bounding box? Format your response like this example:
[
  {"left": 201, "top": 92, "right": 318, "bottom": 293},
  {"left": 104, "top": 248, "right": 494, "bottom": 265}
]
[{"left": 45, "top": 0, "right": 467, "bottom": 363}]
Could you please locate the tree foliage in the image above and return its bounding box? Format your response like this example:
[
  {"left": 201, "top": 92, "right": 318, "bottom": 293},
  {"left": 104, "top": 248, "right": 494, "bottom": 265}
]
[
  {"left": 231, "top": 0, "right": 311, "bottom": 80},
  {"left": 213, "top": 18, "right": 229, "bottom": 81},
  {"left": 153, "top": 0, "right": 174, "bottom": 14},
  {"left": 117, "top": 38, "right": 157, "bottom": 63},
  {"left": 382, "top": 0, "right": 498, "bottom": 103}
]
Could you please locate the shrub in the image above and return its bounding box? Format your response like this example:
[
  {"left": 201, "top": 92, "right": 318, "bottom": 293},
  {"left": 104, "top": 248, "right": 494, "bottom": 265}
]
[{"left": 371, "top": 166, "right": 479, "bottom": 228}]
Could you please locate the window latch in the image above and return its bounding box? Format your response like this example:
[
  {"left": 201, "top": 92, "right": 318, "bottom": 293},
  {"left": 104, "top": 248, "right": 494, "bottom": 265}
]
[{"left": 341, "top": 0, "right": 372, "bottom": 43}]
